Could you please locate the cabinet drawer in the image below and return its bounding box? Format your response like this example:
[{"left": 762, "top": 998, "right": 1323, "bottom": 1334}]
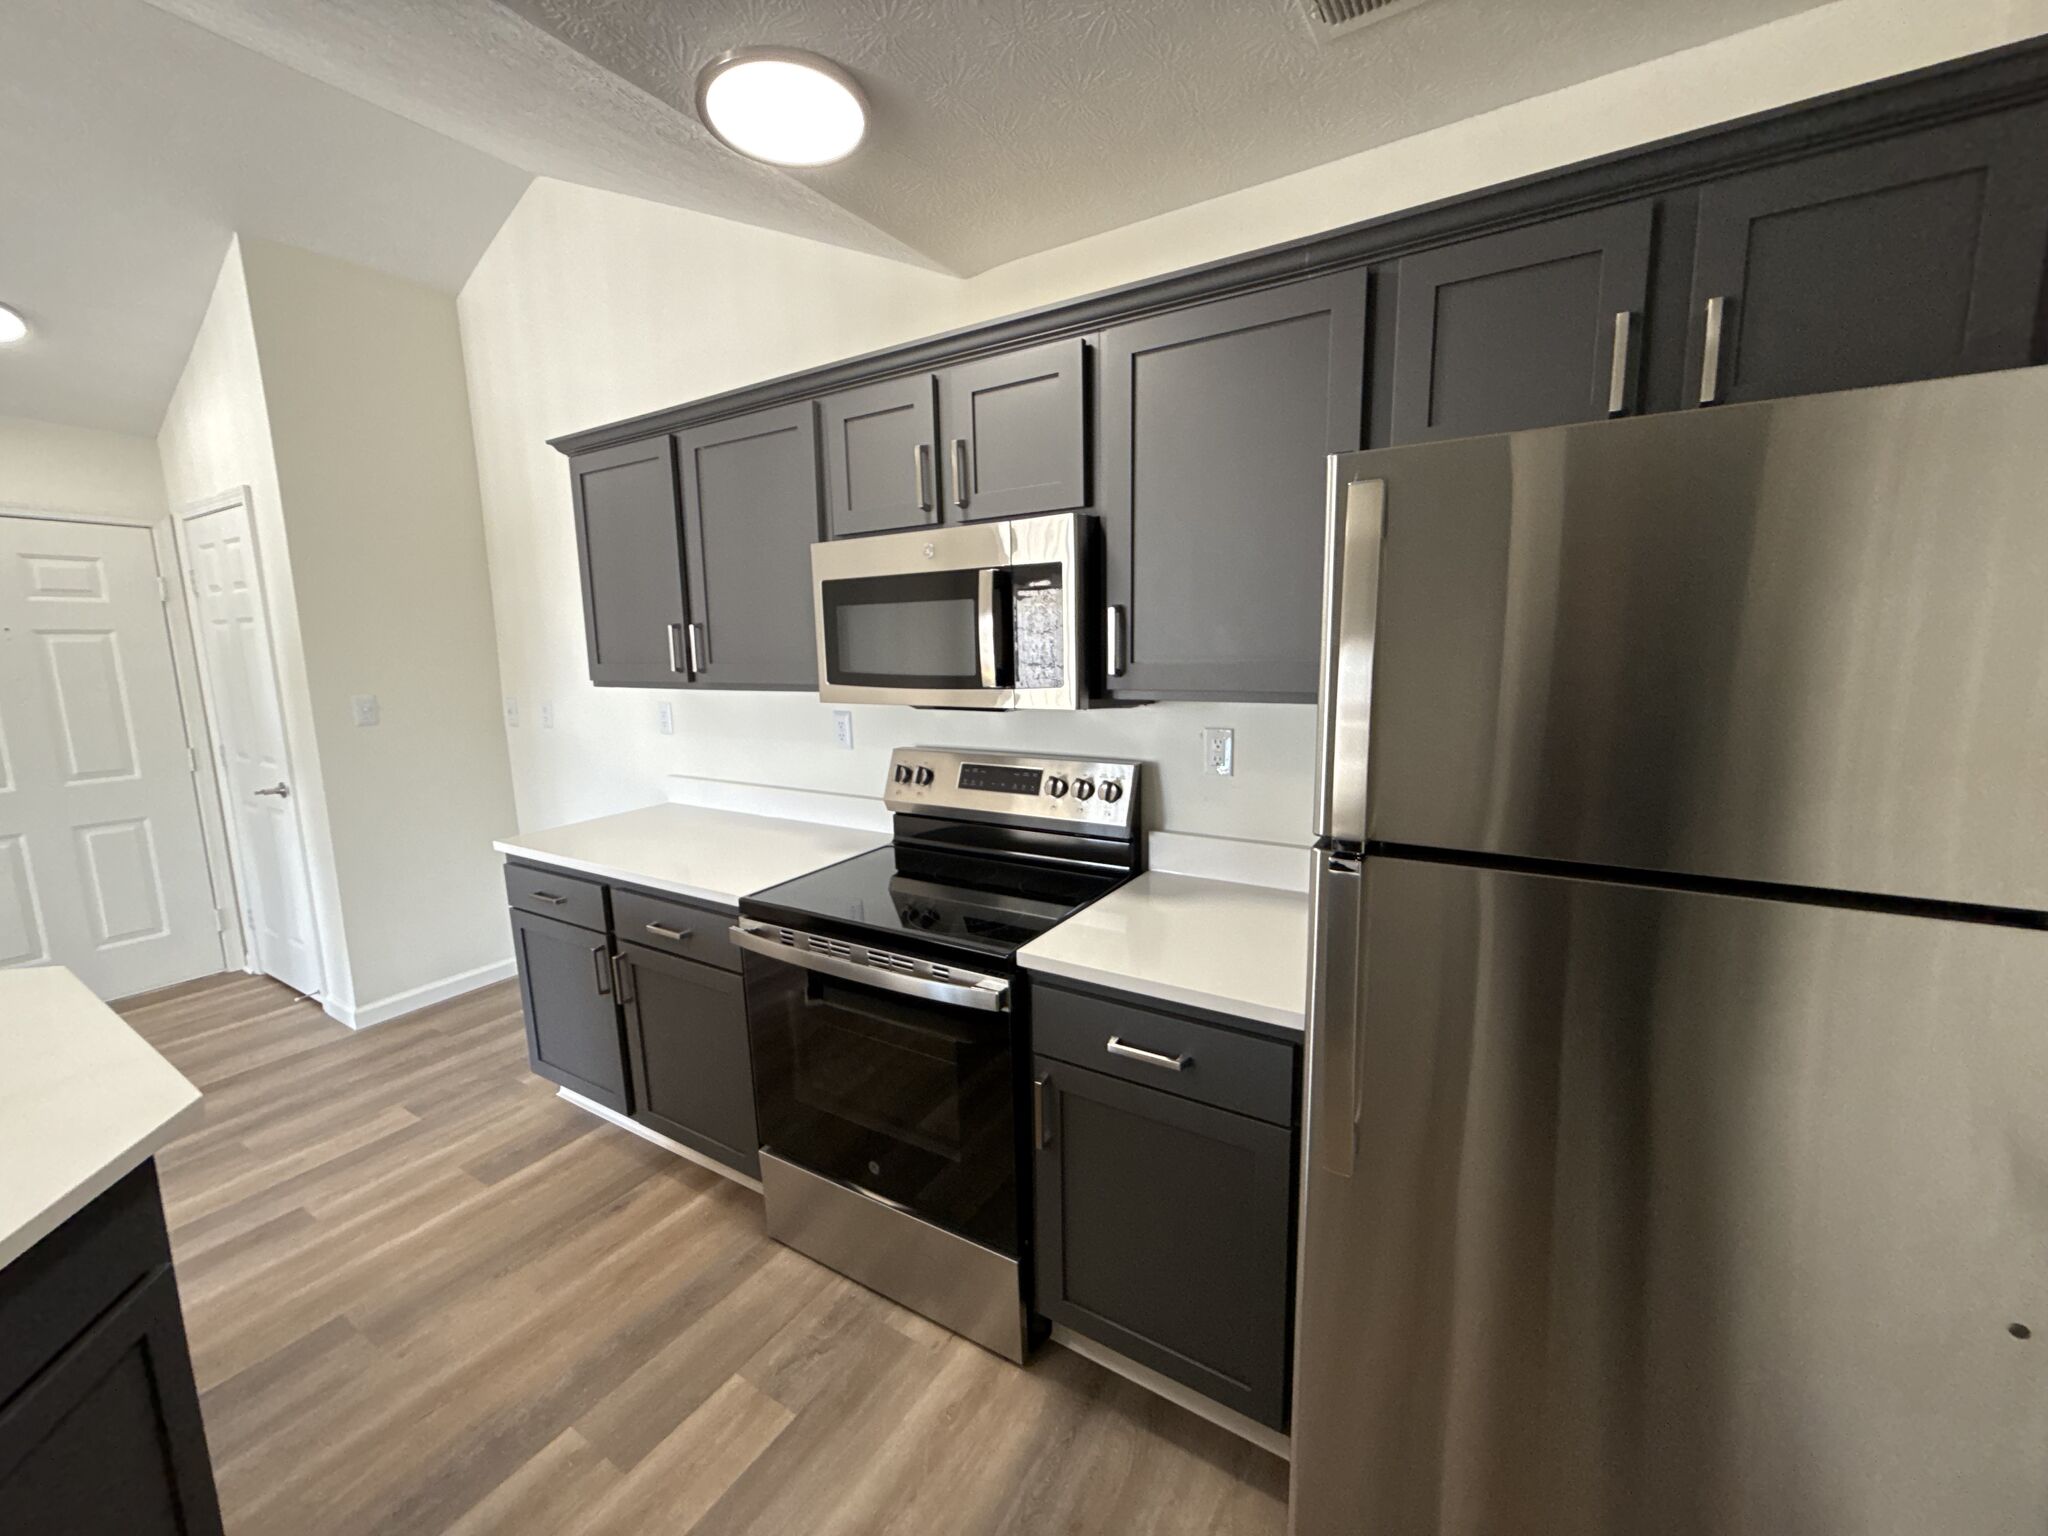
[
  {"left": 504, "top": 862, "right": 607, "bottom": 932},
  {"left": 1034, "top": 984, "right": 1298, "bottom": 1126},
  {"left": 610, "top": 887, "right": 739, "bottom": 971}
]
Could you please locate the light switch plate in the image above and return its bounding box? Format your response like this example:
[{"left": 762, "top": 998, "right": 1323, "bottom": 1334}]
[
  {"left": 539, "top": 701, "right": 554, "bottom": 730},
  {"left": 656, "top": 702, "right": 674, "bottom": 735},
  {"left": 832, "top": 709, "right": 855, "bottom": 750},
  {"left": 1203, "top": 726, "right": 1234, "bottom": 776},
  {"left": 504, "top": 697, "right": 519, "bottom": 728},
  {"left": 351, "top": 694, "right": 380, "bottom": 727}
]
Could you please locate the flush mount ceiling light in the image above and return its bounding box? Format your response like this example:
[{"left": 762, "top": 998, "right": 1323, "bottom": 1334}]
[
  {"left": 696, "top": 47, "right": 867, "bottom": 168},
  {"left": 0, "top": 304, "right": 27, "bottom": 346}
]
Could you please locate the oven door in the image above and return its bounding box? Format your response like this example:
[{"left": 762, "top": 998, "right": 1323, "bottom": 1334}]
[
  {"left": 734, "top": 925, "right": 1021, "bottom": 1256},
  {"left": 810, "top": 515, "right": 1085, "bottom": 709}
]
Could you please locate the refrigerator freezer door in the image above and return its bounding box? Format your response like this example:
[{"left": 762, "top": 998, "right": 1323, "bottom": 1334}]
[
  {"left": 1346, "top": 366, "right": 2048, "bottom": 913},
  {"left": 1289, "top": 854, "right": 2048, "bottom": 1536}
]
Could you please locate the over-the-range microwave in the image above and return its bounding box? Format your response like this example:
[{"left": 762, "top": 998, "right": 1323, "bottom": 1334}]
[{"left": 811, "top": 513, "right": 1096, "bottom": 710}]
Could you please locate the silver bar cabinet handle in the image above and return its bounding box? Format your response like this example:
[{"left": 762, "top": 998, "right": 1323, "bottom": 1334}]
[
  {"left": 612, "top": 952, "right": 634, "bottom": 1006},
  {"left": 667, "top": 621, "right": 685, "bottom": 675},
  {"left": 914, "top": 443, "right": 933, "bottom": 511},
  {"left": 529, "top": 891, "right": 568, "bottom": 906},
  {"left": 950, "top": 438, "right": 970, "bottom": 508},
  {"left": 591, "top": 943, "right": 611, "bottom": 997},
  {"left": 1033, "top": 1075, "right": 1050, "bottom": 1149},
  {"left": 1607, "top": 309, "right": 1634, "bottom": 416},
  {"left": 686, "top": 621, "right": 705, "bottom": 674},
  {"left": 1700, "top": 295, "right": 1727, "bottom": 405},
  {"left": 1106, "top": 1035, "right": 1188, "bottom": 1073},
  {"left": 1105, "top": 604, "right": 1125, "bottom": 678},
  {"left": 644, "top": 922, "right": 690, "bottom": 942}
]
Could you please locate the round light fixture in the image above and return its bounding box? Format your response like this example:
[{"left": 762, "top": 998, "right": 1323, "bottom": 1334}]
[
  {"left": 0, "top": 304, "right": 27, "bottom": 346},
  {"left": 696, "top": 47, "right": 867, "bottom": 168}
]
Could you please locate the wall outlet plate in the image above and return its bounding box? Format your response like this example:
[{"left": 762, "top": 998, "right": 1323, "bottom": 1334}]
[
  {"left": 656, "top": 701, "right": 674, "bottom": 735},
  {"left": 1203, "top": 726, "right": 1234, "bottom": 776},
  {"left": 833, "top": 709, "right": 854, "bottom": 750},
  {"left": 351, "top": 694, "right": 380, "bottom": 727},
  {"left": 504, "top": 697, "right": 519, "bottom": 728}
]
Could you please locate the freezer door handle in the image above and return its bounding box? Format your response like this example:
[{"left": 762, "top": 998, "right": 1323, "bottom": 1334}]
[
  {"left": 1307, "top": 852, "right": 1364, "bottom": 1179},
  {"left": 1314, "top": 472, "right": 1386, "bottom": 847}
]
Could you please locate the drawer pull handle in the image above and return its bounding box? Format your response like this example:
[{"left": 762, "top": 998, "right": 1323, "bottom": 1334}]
[
  {"left": 530, "top": 891, "right": 568, "bottom": 906},
  {"left": 1106, "top": 1035, "right": 1188, "bottom": 1072},
  {"left": 644, "top": 922, "right": 691, "bottom": 942}
]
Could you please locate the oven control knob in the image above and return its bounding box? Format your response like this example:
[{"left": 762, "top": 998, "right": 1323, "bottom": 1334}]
[
  {"left": 1100, "top": 780, "right": 1124, "bottom": 804},
  {"left": 1046, "top": 775, "right": 1069, "bottom": 799},
  {"left": 893, "top": 764, "right": 913, "bottom": 784},
  {"left": 914, "top": 765, "right": 935, "bottom": 786},
  {"left": 1073, "top": 778, "right": 1095, "bottom": 801}
]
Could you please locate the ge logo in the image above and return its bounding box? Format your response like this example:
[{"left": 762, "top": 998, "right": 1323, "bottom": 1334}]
[{"left": 923, "top": 543, "right": 935, "bottom": 558}]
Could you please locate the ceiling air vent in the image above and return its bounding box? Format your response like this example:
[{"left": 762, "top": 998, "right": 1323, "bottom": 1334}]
[{"left": 1298, "top": 0, "right": 1436, "bottom": 42}]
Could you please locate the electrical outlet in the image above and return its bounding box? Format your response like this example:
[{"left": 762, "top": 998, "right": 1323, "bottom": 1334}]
[
  {"left": 832, "top": 709, "right": 855, "bottom": 750},
  {"left": 504, "top": 697, "right": 519, "bottom": 728},
  {"left": 350, "top": 694, "right": 380, "bottom": 728},
  {"left": 656, "top": 701, "right": 674, "bottom": 735},
  {"left": 1203, "top": 726, "right": 1235, "bottom": 776},
  {"left": 539, "top": 701, "right": 554, "bottom": 730}
]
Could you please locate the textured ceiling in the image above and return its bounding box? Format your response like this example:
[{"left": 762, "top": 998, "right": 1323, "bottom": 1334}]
[
  {"left": 143, "top": 0, "right": 1841, "bottom": 277},
  {"left": 1, "top": 0, "right": 530, "bottom": 434}
]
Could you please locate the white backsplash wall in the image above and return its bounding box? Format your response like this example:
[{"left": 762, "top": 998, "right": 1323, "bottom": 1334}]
[{"left": 460, "top": 0, "right": 2047, "bottom": 845}]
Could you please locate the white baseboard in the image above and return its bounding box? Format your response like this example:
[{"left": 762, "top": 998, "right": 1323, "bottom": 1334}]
[
  {"left": 1048, "top": 1325, "right": 1292, "bottom": 1460},
  {"left": 324, "top": 957, "right": 517, "bottom": 1030},
  {"left": 557, "top": 1087, "right": 766, "bottom": 1194}
]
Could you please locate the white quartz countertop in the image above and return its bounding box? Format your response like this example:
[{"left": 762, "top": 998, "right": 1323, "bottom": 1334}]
[
  {"left": 0, "top": 967, "right": 203, "bottom": 1271},
  {"left": 494, "top": 802, "right": 889, "bottom": 909},
  {"left": 1018, "top": 869, "right": 1311, "bottom": 1033}
]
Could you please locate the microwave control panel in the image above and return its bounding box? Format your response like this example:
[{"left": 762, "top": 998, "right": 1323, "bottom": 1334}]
[{"left": 884, "top": 748, "right": 1138, "bottom": 832}]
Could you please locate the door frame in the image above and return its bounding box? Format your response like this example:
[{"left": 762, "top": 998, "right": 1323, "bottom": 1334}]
[
  {"left": 170, "top": 487, "right": 323, "bottom": 992},
  {"left": 0, "top": 502, "right": 241, "bottom": 975}
]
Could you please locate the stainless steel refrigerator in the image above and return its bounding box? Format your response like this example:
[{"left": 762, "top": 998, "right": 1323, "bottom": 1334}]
[{"left": 1290, "top": 367, "right": 2048, "bottom": 1536}]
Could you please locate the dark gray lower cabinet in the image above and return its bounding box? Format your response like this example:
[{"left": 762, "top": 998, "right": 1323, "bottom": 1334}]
[
  {"left": 509, "top": 906, "right": 629, "bottom": 1113},
  {"left": 1032, "top": 1055, "right": 1297, "bottom": 1430},
  {"left": 617, "top": 941, "right": 760, "bottom": 1176},
  {"left": 0, "top": 1165, "right": 222, "bottom": 1536}
]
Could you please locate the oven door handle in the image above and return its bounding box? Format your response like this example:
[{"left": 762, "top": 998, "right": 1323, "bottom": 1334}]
[{"left": 729, "top": 921, "right": 1012, "bottom": 1012}]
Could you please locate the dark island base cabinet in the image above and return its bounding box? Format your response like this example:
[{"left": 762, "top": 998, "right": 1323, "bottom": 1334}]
[
  {"left": 1030, "top": 986, "right": 1301, "bottom": 1432},
  {"left": 510, "top": 906, "right": 631, "bottom": 1114},
  {"left": 0, "top": 1165, "right": 223, "bottom": 1536},
  {"left": 617, "top": 942, "right": 760, "bottom": 1178}
]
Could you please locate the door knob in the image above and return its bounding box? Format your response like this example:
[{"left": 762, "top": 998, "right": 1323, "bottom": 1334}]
[{"left": 254, "top": 782, "right": 290, "bottom": 799}]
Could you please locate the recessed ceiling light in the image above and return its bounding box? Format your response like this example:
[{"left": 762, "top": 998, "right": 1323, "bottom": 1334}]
[
  {"left": 696, "top": 47, "right": 867, "bottom": 168},
  {"left": 0, "top": 305, "right": 27, "bottom": 346}
]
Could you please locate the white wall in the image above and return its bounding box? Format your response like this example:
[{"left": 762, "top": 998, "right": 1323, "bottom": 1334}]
[
  {"left": 157, "top": 238, "right": 359, "bottom": 1012},
  {"left": 459, "top": 0, "right": 2048, "bottom": 847},
  {"left": 236, "top": 238, "right": 517, "bottom": 1018},
  {"left": 0, "top": 415, "right": 167, "bottom": 518}
]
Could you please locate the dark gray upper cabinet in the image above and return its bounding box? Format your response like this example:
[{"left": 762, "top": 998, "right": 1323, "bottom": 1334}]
[
  {"left": 509, "top": 907, "right": 629, "bottom": 1113},
  {"left": 617, "top": 942, "right": 759, "bottom": 1177},
  {"left": 1099, "top": 275, "right": 1367, "bottom": 700},
  {"left": 1685, "top": 104, "right": 2048, "bottom": 407},
  {"left": 569, "top": 437, "right": 689, "bottom": 687},
  {"left": 935, "top": 338, "right": 1088, "bottom": 521},
  {"left": 820, "top": 374, "right": 939, "bottom": 537},
  {"left": 676, "top": 403, "right": 824, "bottom": 689},
  {"left": 1390, "top": 202, "right": 1655, "bottom": 442},
  {"left": 1032, "top": 1053, "right": 1297, "bottom": 1430}
]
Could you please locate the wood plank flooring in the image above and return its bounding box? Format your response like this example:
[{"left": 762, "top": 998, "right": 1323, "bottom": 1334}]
[{"left": 118, "top": 973, "right": 1290, "bottom": 1536}]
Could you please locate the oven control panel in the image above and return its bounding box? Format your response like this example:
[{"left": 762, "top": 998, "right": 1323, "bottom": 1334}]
[{"left": 884, "top": 748, "right": 1140, "bottom": 833}]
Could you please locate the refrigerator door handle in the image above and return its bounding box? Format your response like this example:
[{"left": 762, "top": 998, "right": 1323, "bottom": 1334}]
[
  {"left": 1306, "top": 851, "right": 1365, "bottom": 1179},
  {"left": 1314, "top": 472, "right": 1387, "bottom": 847}
]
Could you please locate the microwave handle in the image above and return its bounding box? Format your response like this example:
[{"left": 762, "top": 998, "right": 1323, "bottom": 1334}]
[{"left": 976, "top": 569, "right": 1000, "bottom": 688}]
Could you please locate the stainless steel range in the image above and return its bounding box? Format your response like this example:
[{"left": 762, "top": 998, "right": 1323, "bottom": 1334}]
[{"left": 733, "top": 747, "right": 1142, "bottom": 1361}]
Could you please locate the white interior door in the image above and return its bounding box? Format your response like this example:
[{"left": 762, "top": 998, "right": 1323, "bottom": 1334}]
[
  {"left": 179, "top": 498, "right": 324, "bottom": 998},
  {"left": 0, "top": 516, "right": 225, "bottom": 998}
]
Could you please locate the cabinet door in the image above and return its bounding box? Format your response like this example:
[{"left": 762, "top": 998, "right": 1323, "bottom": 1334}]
[
  {"left": 0, "top": 1268, "right": 223, "bottom": 1536},
  {"left": 1390, "top": 203, "right": 1654, "bottom": 441},
  {"left": 936, "top": 337, "right": 1088, "bottom": 521},
  {"left": 820, "top": 374, "right": 939, "bottom": 537},
  {"left": 1685, "top": 105, "right": 2048, "bottom": 407},
  {"left": 569, "top": 437, "right": 690, "bottom": 686},
  {"left": 1100, "top": 275, "right": 1367, "bottom": 700},
  {"left": 510, "top": 908, "right": 628, "bottom": 1112},
  {"left": 676, "top": 403, "right": 824, "bottom": 690},
  {"left": 1032, "top": 1056, "right": 1296, "bottom": 1429},
  {"left": 618, "top": 942, "right": 759, "bottom": 1177}
]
